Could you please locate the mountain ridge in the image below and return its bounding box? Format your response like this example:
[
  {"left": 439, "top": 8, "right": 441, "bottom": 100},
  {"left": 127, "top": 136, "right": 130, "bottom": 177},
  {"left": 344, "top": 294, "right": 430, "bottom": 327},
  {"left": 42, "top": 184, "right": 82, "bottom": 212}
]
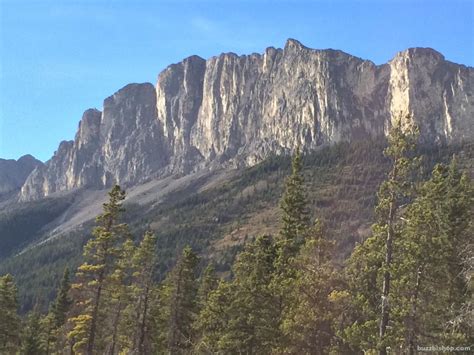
[
  {"left": 0, "top": 155, "right": 43, "bottom": 196},
  {"left": 13, "top": 39, "right": 474, "bottom": 201}
]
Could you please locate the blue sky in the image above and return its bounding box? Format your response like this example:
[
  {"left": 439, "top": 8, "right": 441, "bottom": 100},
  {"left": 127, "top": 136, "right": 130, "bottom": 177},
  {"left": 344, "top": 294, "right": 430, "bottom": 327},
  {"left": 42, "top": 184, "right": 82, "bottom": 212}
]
[{"left": 1, "top": 0, "right": 473, "bottom": 161}]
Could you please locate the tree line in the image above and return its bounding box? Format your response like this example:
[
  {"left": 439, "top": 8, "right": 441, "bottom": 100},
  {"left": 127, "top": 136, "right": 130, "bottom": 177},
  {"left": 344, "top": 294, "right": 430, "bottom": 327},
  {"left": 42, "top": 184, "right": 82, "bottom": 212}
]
[{"left": 1, "top": 117, "right": 472, "bottom": 354}]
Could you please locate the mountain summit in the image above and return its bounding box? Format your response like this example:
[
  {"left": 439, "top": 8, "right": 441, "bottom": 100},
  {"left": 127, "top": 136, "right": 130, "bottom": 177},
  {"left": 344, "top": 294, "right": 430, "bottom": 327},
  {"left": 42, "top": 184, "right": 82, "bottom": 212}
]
[{"left": 19, "top": 39, "right": 473, "bottom": 201}]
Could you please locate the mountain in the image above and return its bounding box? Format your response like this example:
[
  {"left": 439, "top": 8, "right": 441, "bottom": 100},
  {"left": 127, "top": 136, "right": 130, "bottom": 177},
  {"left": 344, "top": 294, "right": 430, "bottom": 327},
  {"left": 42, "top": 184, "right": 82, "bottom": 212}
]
[
  {"left": 0, "top": 155, "right": 43, "bottom": 197},
  {"left": 1, "top": 40, "right": 473, "bottom": 311},
  {"left": 18, "top": 39, "right": 473, "bottom": 202}
]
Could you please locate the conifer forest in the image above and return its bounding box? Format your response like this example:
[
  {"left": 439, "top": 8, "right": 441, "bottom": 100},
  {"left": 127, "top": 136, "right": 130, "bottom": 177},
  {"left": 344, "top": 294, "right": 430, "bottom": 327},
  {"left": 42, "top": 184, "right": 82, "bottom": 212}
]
[{"left": 1, "top": 119, "right": 472, "bottom": 354}]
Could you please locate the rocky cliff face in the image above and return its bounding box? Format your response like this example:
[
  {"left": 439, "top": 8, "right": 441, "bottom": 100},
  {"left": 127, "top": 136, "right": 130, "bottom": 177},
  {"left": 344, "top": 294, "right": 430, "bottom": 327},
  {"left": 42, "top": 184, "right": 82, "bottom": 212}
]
[
  {"left": 0, "top": 155, "right": 42, "bottom": 196},
  {"left": 19, "top": 39, "right": 474, "bottom": 201}
]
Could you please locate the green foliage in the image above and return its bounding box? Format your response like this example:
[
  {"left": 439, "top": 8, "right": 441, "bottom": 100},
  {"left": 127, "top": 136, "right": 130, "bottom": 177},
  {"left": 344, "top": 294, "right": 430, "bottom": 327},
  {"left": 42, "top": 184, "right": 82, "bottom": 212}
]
[
  {"left": 50, "top": 267, "right": 72, "bottom": 328},
  {"left": 67, "top": 185, "right": 129, "bottom": 354},
  {"left": 0, "top": 274, "right": 20, "bottom": 353},
  {"left": 156, "top": 246, "right": 200, "bottom": 353},
  {"left": 196, "top": 235, "right": 280, "bottom": 354},
  {"left": 126, "top": 231, "right": 159, "bottom": 354},
  {"left": 0, "top": 137, "right": 473, "bottom": 354},
  {"left": 281, "top": 220, "right": 348, "bottom": 353},
  {"left": 278, "top": 148, "right": 310, "bottom": 255},
  {"left": 374, "top": 117, "right": 420, "bottom": 353},
  {"left": 388, "top": 160, "right": 474, "bottom": 350},
  {"left": 21, "top": 310, "right": 44, "bottom": 355},
  {"left": 343, "top": 124, "right": 473, "bottom": 353},
  {"left": 0, "top": 138, "right": 400, "bottom": 311}
]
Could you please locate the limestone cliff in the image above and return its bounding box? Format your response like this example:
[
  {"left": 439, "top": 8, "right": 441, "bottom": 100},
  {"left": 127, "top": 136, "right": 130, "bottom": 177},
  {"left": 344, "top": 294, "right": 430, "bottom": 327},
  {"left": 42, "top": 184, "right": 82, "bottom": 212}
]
[{"left": 19, "top": 39, "right": 474, "bottom": 201}]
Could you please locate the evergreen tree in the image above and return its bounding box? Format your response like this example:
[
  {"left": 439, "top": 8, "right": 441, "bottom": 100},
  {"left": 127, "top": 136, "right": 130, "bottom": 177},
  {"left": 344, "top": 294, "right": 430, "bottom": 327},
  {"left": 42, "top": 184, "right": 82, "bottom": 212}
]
[
  {"left": 374, "top": 116, "right": 419, "bottom": 354},
  {"left": 192, "top": 263, "right": 219, "bottom": 352},
  {"left": 156, "top": 246, "right": 199, "bottom": 354},
  {"left": 343, "top": 234, "right": 385, "bottom": 351},
  {"left": 22, "top": 310, "right": 44, "bottom": 355},
  {"left": 51, "top": 267, "right": 72, "bottom": 328},
  {"left": 0, "top": 274, "right": 20, "bottom": 353},
  {"left": 344, "top": 116, "right": 420, "bottom": 353},
  {"left": 281, "top": 220, "right": 348, "bottom": 353},
  {"left": 39, "top": 313, "right": 57, "bottom": 355},
  {"left": 128, "top": 231, "right": 158, "bottom": 355},
  {"left": 193, "top": 280, "right": 232, "bottom": 353},
  {"left": 196, "top": 264, "right": 219, "bottom": 311},
  {"left": 67, "top": 185, "right": 128, "bottom": 354},
  {"left": 277, "top": 148, "right": 310, "bottom": 261},
  {"left": 105, "top": 237, "right": 135, "bottom": 354},
  {"left": 391, "top": 160, "right": 473, "bottom": 352},
  {"left": 221, "top": 236, "right": 280, "bottom": 354}
]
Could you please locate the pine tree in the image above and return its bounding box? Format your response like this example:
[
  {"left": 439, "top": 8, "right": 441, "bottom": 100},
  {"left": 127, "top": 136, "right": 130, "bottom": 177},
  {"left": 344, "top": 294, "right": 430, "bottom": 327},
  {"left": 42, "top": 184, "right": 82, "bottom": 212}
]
[
  {"left": 39, "top": 268, "right": 73, "bottom": 354},
  {"left": 196, "top": 264, "right": 218, "bottom": 311},
  {"left": 193, "top": 280, "right": 232, "bottom": 353},
  {"left": 22, "top": 310, "right": 44, "bottom": 355},
  {"left": 128, "top": 231, "right": 158, "bottom": 354},
  {"left": 0, "top": 274, "right": 20, "bottom": 353},
  {"left": 67, "top": 185, "right": 128, "bottom": 354},
  {"left": 375, "top": 116, "right": 419, "bottom": 354},
  {"left": 391, "top": 160, "right": 473, "bottom": 352},
  {"left": 281, "top": 220, "right": 347, "bottom": 353},
  {"left": 343, "top": 116, "right": 420, "bottom": 353},
  {"left": 269, "top": 148, "right": 312, "bottom": 350},
  {"left": 106, "top": 237, "right": 135, "bottom": 354},
  {"left": 221, "top": 236, "right": 280, "bottom": 354},
  {"left": 39, "top": 313, "right": 57, "bottom": 355},
  {"left": 277, "top": 148, "right": 310, "bottom": 262},
  {"left": 343, "top": 234, "right": 385, "bottom": 351},
  {"left": 51, "top": 267, "right": 72, "bottom": 328},
  {"left": 156, "top": 246, "right": 199, "bottom": 353}
]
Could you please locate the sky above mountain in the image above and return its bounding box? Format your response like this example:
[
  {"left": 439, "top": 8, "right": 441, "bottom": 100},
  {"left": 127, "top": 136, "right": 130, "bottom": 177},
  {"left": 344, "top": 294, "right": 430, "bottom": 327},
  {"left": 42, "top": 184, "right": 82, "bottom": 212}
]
[{"left": 1, "top": 0, "right": 473, "bottom": 161}]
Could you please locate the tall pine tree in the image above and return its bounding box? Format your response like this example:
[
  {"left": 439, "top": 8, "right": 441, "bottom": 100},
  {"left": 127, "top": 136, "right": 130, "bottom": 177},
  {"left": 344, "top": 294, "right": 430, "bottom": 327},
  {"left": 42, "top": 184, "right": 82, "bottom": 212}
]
[
  {"left": 156, "top": 246, "right": 199, "bottom": 354},
  {"left": 128, "top": 231, "right": 158, "bottom": 354},
  {"left": 0, "top": 274, "right": 20, "bottom": 353},
  {"left": 51, "top": 267, "right": 72, "bottom": 328},
  {"left": 22, "top": 309, "right": 44, "bottom": 355},
  {"left": 67, "top": 185, "right": 128, "bottom": 354},
  {"left": 344, "top": 116, "right": 420, "bottom": 353},
  {"left": 277, "top": 148, "right": 310, "bottom": 262},
  {"left": 374, "top": 116, "right": 419, "bottom": 354},
  {"left": 391, "top": 160, "right": 473, "bottom": 352},
  {"left": 281, "top": 220, "right": 348, "bottom": 353},
  {"left": 220, "top": 236, "right": 280, "bottom": 354}
]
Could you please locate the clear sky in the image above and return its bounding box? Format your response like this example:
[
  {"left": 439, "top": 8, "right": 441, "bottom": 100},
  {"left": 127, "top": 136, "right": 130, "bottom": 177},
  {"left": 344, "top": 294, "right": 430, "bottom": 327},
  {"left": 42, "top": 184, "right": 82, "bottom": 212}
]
[{"left": 1, "top": 0, "right": 473, "bottom": 161}]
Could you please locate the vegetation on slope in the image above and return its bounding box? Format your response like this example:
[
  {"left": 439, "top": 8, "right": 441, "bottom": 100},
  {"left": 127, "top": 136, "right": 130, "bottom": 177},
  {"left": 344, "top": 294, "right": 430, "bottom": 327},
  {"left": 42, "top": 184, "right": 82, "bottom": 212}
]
[{"left": 0, "top": 120, "right": 472, "bottom": 353}]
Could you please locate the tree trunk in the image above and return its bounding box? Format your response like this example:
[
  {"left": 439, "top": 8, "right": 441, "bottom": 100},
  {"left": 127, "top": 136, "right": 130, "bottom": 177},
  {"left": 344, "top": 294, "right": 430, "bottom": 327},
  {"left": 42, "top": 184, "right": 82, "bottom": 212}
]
[
  {"left": 109, "top": 300, "right": 123, "bottom": 355},
  {"left": 408, "top": 267, "right": 422, "bottom": 355},
  {"left": 379, "top": 170, "right": 398, "bottom": 355},
  {"left": 87, "top": 272, "right": 104, "bottom": 355},
  {"left": 138, "top": 286, "right": 150, "bottom": 355},
  {"left": 168, "top": 267, "right": 183, "bottom": 353}
]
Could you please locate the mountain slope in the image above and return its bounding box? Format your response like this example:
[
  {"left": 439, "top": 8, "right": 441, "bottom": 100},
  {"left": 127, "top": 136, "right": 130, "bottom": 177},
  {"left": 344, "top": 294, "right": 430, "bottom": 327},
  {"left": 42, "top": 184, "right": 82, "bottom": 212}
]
[
  {"left": 1, "top": 40, "right": 473, "bottom": 312},
  {"left": 2, "top": 139, "right": 473, "bottom": 312}
]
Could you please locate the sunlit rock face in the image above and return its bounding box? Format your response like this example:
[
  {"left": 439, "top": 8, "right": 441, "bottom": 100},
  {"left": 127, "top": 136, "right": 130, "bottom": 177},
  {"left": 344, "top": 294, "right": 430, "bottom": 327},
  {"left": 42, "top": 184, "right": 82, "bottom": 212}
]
[
  {"left": 21, "top": 84, "right": 168, "bottom": 201},
  {"left": 388, "top": 48, "right": 474, "bottom": 143},
  {"left": 19, "top": 39, "right": 473, "bottom": 201}
]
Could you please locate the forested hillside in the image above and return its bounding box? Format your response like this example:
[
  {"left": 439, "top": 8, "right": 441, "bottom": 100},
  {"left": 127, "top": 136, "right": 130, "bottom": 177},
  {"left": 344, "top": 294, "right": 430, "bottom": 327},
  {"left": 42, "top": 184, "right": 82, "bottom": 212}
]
[{"left": 1, "top": 121, "right": 472, "bottom": 354}]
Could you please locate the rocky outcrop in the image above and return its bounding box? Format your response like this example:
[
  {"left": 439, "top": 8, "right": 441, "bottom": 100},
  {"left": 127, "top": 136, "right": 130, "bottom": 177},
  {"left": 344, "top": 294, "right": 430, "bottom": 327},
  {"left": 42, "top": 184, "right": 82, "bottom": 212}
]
[
  {"left": 0, "top": 155, "right": 43, "bottom": 196},
  {"left": 387, "top": 47, "right": 473, "bottom": 143},
  {"left": 19, "top": 39, "right": 474, "bottom": 201},
  {"left": 21, "top": 84, "right": 168, "bottom": 200}
]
